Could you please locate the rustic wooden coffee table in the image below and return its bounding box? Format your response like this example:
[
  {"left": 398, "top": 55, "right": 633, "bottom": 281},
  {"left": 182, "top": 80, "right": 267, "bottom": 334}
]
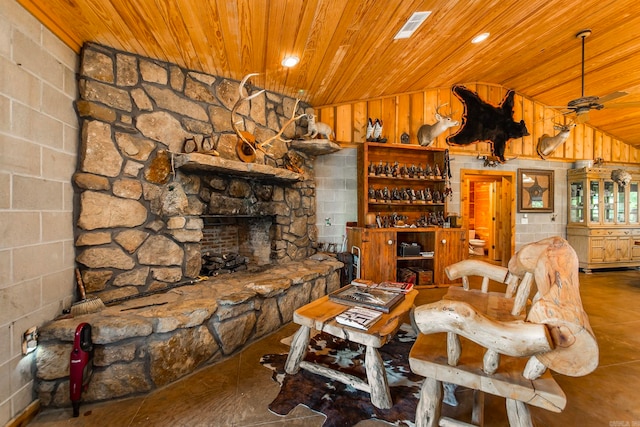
[{"left": 284, "top": 289, "right": 418, "bottom": 409}]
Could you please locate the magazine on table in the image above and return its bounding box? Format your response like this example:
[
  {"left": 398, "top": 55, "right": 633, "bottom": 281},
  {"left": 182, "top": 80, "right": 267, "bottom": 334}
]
[
  {"left": 335, "top": 306, "right": 383, "bottom": 330},
  {"left": 329, "top": 284, "right": 405, "bottom": 313},
  {"left": 350, "top": 279, "right": 414, "bottom": 293}
]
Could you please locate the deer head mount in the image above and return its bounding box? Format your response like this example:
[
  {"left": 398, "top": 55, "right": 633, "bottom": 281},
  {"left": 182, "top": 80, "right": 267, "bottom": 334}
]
[
  {"left": 417, "top": 103, "right": 459, "bottom": 147},
  {"left": 537, "top": 122, "right": 575, "bottom": 159},
  {"left": 232, "top": 73, "right": 305, "bottom": 163}
]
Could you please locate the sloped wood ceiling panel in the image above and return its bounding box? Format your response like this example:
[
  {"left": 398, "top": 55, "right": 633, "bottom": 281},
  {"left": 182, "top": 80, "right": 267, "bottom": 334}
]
[{"left": 16, "top": 0, "right": 640, "bottom": 148}]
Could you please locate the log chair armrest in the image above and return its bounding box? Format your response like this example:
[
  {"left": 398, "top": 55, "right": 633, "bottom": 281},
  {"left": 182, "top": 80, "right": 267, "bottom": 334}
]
[{"left": 413, "top": 300, "right": 553, "bottom": 358}]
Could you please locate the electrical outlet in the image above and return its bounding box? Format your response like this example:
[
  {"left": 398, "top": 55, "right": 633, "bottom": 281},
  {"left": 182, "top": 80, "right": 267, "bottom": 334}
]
[
  {"left": 325, "top": 217, "right": 332, "bottom": 227},
  {"left": 22, "top": 326, "right": 38, "bottom": 355}
]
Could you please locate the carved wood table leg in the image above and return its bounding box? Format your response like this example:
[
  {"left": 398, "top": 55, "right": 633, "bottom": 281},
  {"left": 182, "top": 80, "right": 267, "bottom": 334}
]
[
  {"left": 416, "top": 377, "right": 442, "bottom": 427},
  {"left": 505, "top": 398, "right": 533, "bottom": 427},
  {"left": 284, "top": 325, "right": 310, "bottom": 374},
  {"left": 365, "top": 345, "right": 392, "bottom": 409}
]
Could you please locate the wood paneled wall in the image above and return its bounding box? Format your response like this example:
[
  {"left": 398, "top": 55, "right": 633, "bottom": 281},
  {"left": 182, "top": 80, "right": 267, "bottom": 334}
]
[{"left": 316, "top": 83, "right": 640, "bottom": 164}]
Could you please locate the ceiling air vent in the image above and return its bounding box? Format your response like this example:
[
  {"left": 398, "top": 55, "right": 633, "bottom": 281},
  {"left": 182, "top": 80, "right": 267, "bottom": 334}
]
[{"left": 394, "top": 11, "right": 432, "bottom": 40}]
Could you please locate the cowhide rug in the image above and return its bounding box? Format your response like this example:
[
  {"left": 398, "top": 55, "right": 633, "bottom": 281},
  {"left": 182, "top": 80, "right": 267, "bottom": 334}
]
[{"left": 260, "top": 324, "right": 423, "bottom": 427}]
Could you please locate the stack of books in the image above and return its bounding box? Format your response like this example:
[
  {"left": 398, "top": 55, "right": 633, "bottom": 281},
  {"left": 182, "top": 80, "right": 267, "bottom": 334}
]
[
  {"left": 330, "top": 279, "right": 412, "bottom": 329},
  {"left": 351, "top": 278, "right": 414, "bottom": 293},
  {"left": 335, "top": 306, "right": 383, "bottom": 330}
]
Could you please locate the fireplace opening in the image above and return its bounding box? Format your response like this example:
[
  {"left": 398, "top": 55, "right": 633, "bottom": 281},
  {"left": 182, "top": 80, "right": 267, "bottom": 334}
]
[{"left": 200, "top": 216, "right": 275, "bottom": 276}]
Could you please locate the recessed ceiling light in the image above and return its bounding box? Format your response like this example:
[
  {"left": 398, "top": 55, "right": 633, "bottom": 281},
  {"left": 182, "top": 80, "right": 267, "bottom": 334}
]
[
  {"left": 394, "top": 11, "right": 432, "bottom": 40},
  {"left": 471, "top": 32, "right": 490, "bottom": 44},
  {"left": 281, "top": 56, "right": 300, "bottom": 67}
]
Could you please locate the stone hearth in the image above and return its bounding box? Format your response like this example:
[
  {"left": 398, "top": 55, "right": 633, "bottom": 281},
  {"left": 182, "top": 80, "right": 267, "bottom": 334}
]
[{"left": 35, "top": 255, "right": 343, "bottom": 407}]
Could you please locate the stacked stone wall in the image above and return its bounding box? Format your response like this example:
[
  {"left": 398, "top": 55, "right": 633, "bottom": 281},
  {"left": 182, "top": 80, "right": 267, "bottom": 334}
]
[{"left": 74, "top": 43, "right": 318, "bottom": 303}]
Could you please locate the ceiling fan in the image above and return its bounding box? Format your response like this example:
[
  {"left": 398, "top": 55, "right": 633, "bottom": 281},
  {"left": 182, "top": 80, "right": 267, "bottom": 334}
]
[{"left": 551, "top": 29, "right": 629, "bottom": 123}]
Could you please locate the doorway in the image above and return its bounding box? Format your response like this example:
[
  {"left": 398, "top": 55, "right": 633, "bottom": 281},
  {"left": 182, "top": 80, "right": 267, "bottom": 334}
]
[{"left": 460, "top": 170, "right": 516, "bottom": 266}]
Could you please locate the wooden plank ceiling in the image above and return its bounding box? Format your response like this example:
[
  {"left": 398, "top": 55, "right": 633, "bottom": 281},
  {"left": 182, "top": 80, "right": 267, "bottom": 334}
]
[{"left": 17, "top": 0, "right": 640, "bottom": 147}]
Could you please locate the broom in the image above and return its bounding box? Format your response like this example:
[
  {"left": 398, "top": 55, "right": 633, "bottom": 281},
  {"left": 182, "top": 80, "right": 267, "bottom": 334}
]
[{"left": 70, "top": 268, "right": 105, "bottom": 316}]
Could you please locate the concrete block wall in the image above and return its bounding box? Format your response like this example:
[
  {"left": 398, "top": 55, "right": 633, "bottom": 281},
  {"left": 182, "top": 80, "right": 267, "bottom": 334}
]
[
  {"left": 314, "top": 147, "right": 358, "bottom": 250},
  {"left": 0, "top": 0, "right": 79, "bottom": 423}
]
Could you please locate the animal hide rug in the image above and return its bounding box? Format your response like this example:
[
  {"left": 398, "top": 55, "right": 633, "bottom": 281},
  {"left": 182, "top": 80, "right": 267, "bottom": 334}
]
[{"left": 260, "top": 324, "right": 422, "bottom": 427}]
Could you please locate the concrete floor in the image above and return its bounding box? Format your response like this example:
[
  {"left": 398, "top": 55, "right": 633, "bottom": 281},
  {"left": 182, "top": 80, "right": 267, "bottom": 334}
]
[{"left": 29, "top": 269, "right": 640, "bottom": 426}]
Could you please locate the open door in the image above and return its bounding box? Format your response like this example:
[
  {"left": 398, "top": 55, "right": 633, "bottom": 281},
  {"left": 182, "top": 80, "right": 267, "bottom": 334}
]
[
  {"left": 497, "top": 176, "right": 513, "bottom": 266},
  {"left": 461, "top": 170, "right": 516, "bottom": 267}
]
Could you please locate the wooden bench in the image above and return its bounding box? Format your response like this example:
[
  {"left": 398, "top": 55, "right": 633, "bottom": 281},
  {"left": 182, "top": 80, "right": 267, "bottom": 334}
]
[{"left": 409, "top": 237, "right": 598, "bottom": 427}]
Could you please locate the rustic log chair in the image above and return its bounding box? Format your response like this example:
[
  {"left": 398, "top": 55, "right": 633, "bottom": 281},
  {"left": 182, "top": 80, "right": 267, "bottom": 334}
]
[{"left": 409, "top": 237, "right": 598, "bottom": 427}]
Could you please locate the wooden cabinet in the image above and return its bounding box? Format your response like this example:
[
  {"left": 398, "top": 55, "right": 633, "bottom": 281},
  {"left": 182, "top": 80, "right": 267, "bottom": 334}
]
[
  {"left": 357, "top": 142, "right": 449, "bottom": 227},
  {"left": 567, "top": 167, "right": 640, "bottom": 272},
  {"left": 347, "top": 227, "right": 467, "bottom": 287},
  {"left": 347, "top": 227, "right": 396, "bottom": 282},
  {"left": 349, "top": 142, "right": 465, "bottom": 286}
]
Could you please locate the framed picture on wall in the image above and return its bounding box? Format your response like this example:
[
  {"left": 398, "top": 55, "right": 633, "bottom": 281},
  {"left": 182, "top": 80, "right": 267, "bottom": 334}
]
[{"left": 517, "top": 169, "right": 554, "bottom": 213}]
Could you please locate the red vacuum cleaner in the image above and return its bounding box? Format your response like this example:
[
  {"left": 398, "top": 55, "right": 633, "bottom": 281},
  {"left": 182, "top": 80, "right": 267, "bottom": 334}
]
[{"left": 69, "top": 322, "right": 94, "bottom": 417}]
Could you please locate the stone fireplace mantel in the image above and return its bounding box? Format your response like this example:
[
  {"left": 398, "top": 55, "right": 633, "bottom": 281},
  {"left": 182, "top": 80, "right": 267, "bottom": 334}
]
[{"left": 173, "top": 152, "right": 303, "bottom": 182}]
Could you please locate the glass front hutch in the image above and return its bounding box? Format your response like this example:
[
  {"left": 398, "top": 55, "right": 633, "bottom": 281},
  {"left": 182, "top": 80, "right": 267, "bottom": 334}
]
[{"left": 567, "top": 167, "right": 640, "bottom": 273}]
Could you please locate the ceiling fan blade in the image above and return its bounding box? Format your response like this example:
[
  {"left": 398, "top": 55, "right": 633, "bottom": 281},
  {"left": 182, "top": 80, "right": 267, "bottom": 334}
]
[
  {"left": 603, "top": 101, "right": 640, "bottom": 108},
  {"left": 598, "top": 91, "right": 628, "bottom": 104}
]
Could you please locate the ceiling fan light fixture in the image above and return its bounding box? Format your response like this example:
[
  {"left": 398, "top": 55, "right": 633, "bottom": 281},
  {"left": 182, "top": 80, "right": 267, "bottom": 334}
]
[
  {"left": 471, "top": 32, "right": 490, "bottom": 44},
  {"left": 394, "top": 11, "right": 432, "bottom": 39},
  {"left": 281, "top": 56, "right": 300, "bottom": 67}
]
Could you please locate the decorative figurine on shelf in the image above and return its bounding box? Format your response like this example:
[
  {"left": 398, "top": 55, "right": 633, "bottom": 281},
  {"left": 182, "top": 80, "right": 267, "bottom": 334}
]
[
  {"left": 409, "top": 188, "right": 417, "bottom": 202},
  {"left": 425, "top": 164, "right": 434, "bottom": 179},
  {"left": 366, "top": 118, "right": 387, "bottom": 143},
  {"left": 417, "top": 163, "right": 425, "bottom": 179},
  {"left": 304, "top": 114, "right": 335, "bottom": 140},
  {"left": 433, "top": 190, "right": 442, "bottom": 203},
  {"left": 384, "top": 162, "right": 393, "bottom": 177},
  {"left": 400, "top": 164, "right": 409, "bottom": 178},
  {"left": 376, "top": 160, "right": 384, "bottom": 175},
  {"left": 368, "top": 185, "right": 376, "bottom": 202},
  {"left": 392, "top": 161, "right": 399, "bottom": 177},
  {"left": 381, "top": 186, "right": 391, "bottom": 202},
  {"left": 392, "top": 187, "right": 402, "bottom": 201},
  {"left": 409, "top": 164, "right": 417, "bottom": 178},
  {"left": 417, "top": 189, "right": 426, "bottom": 204},
  {"left": 402, "top": 188, "right": 411, "bottom": 202},
  {"left": 368, "top": 162, "right": 376, "bottom": 176},
  {"left": 366, "top": 118, "right": 374, "bottom": 141},
  {"left": 434, "top": 163, "right": 442, "bottom": 179},
  {"left": 400, "top": 132, "right": 410, "bottom": 144},
  {"left": 424, "top": 188, "right": 433, "bottom": 203},
  {"left": 430, "top": 212, "right": 439, "bottom": 225}
]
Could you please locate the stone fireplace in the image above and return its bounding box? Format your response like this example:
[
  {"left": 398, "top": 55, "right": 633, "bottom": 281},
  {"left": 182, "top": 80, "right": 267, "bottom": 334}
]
[
  {"left": 34, "top": 43, "right": 344, "bottom": 408},
  {"left": 73, "top": 42, "right": 319, "bottom": 304}
]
